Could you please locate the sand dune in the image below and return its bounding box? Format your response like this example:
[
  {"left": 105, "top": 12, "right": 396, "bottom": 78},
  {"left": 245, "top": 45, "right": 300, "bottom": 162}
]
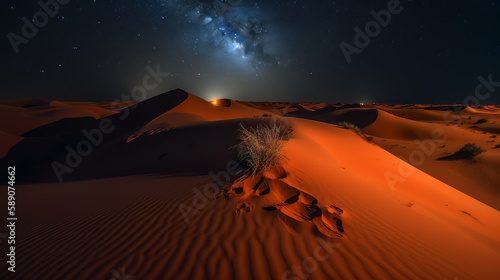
[
  {"left": 0, "top": 130, "right": 22, "bottom": 158},
  {"left": 1, "top": 91, "right": 500, "bottom": 279},
  {"left": 284, "top": 107, "right": 378, "bottom": 128},
  {"left": 362, "top": 109, "right": 474, "bottom": 140},
  {"left": 370, "top": 105, "right": 449, "bottom": 122},
  {"left": 0, "top": 89, "right": 188, "bottom": 183},
  {"left": 128, "top": 93, "right": 275, "bottom": 140},
  {"left": 359, "top": 108, "right": 500, "bottom": 211}
]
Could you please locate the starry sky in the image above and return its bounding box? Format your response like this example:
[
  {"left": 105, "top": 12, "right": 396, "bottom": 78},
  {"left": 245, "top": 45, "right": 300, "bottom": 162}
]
[{"left": 2, "top": 0, "right": 500, "bottom": 104}]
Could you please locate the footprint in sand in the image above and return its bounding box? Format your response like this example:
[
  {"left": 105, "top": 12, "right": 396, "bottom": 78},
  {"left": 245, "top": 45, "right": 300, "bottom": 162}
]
[
  {"left": 335, "top": 218, "right": 344, "bottom": 232},
  {"left": 324, "top": 216, "right": 344, "bottom": 233},
  {"left": 299, "top": 192, "right": 318, "bottom": 205},
  {"left": 235, "top": 202, "right": 254, "bottom": 216},
  {"left": 232, "top": 186, "right": 244, "bottom": 194},
  {"left": 256, "top": 183, "right": 270, "bottom": 195},
  {"left": 327, "top": 205, "right": 344, "bottom": 215},
  {"left": 284, "top": 193, "right": 300, "bottom": 204},
  {"left": 263, "top": 205, "right": 278, "bottom": 211},
  {"left": 220, "top": 165, "right": 346, "bottom": 239}
]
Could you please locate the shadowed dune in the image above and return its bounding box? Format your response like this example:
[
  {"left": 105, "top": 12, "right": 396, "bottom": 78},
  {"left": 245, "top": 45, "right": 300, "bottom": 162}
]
[
  {"left": 0, "top": 89, "right": 277, "bottom": 184},
  {"left": 0, "top": 89, "right": 188, "bottom": 183},
  {"left": 285, "top": 107, "right": 378, "bottom": 128}
]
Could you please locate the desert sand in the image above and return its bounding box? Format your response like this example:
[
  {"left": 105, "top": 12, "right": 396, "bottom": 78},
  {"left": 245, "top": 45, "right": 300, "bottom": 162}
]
[{"left": 1, "top": 89, "right": 500, "bottom": 279}]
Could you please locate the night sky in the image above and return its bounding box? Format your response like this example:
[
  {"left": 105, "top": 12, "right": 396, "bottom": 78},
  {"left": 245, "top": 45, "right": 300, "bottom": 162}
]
[{"left": 2, "top": 0, "right": 500, "bottom": 104}]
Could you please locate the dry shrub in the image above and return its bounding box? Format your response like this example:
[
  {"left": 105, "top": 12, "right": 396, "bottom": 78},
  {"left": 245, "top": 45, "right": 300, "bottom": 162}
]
[
  {"left": 438, "top": 143, "right": 484, "bottom": 160},
  {"left": 338, "top": 121, "right": 362, "bottom": 134},
  {"left": 236, "top": 118, "right": 289, "bottom": 177}
]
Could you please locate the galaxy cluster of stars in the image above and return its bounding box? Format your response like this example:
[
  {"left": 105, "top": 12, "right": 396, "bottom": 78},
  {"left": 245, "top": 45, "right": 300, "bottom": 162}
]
[
  {"left": 159, "top": 0, "right": 279, "bottom": 69},
  {"left": 2, "top": 0, "right": 500, "bottom": 104}
]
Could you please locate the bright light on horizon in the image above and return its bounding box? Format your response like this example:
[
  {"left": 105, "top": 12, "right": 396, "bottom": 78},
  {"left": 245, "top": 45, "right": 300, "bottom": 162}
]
[{"left": 206, "top": 91, "right": 224, "bottom": 102}]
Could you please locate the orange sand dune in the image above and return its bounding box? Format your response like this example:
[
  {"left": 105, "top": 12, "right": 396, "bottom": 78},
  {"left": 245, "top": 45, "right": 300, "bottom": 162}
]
[
  {"left": 284, "top": 107, "right": 378, "bottom": 128},
  {"left": 1, "top": 91, "right": 500, "bottom": 280},
  {"left": 464, "top": 105, "right": 500, "bottom": 115},
  {"left": 363, "top": 109, "right": 474, "bottom": 140},
  {"left": 370, "top": 105, "right": 449, "bottom": 122},
  {"left": 0, "top": 100, "right": 132, "bottom": 136},
  {"left": 2, "top": 118, "right": 499, "bottom": 279},
  {"left": 129, "top": 93, "right": 275, "bottom": 140},
  {"left": 358, "top": 108, "right": 500, "bottom": 211},
  {"left": 213, "top": 100, "right": 500, "bottom": 213}
]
